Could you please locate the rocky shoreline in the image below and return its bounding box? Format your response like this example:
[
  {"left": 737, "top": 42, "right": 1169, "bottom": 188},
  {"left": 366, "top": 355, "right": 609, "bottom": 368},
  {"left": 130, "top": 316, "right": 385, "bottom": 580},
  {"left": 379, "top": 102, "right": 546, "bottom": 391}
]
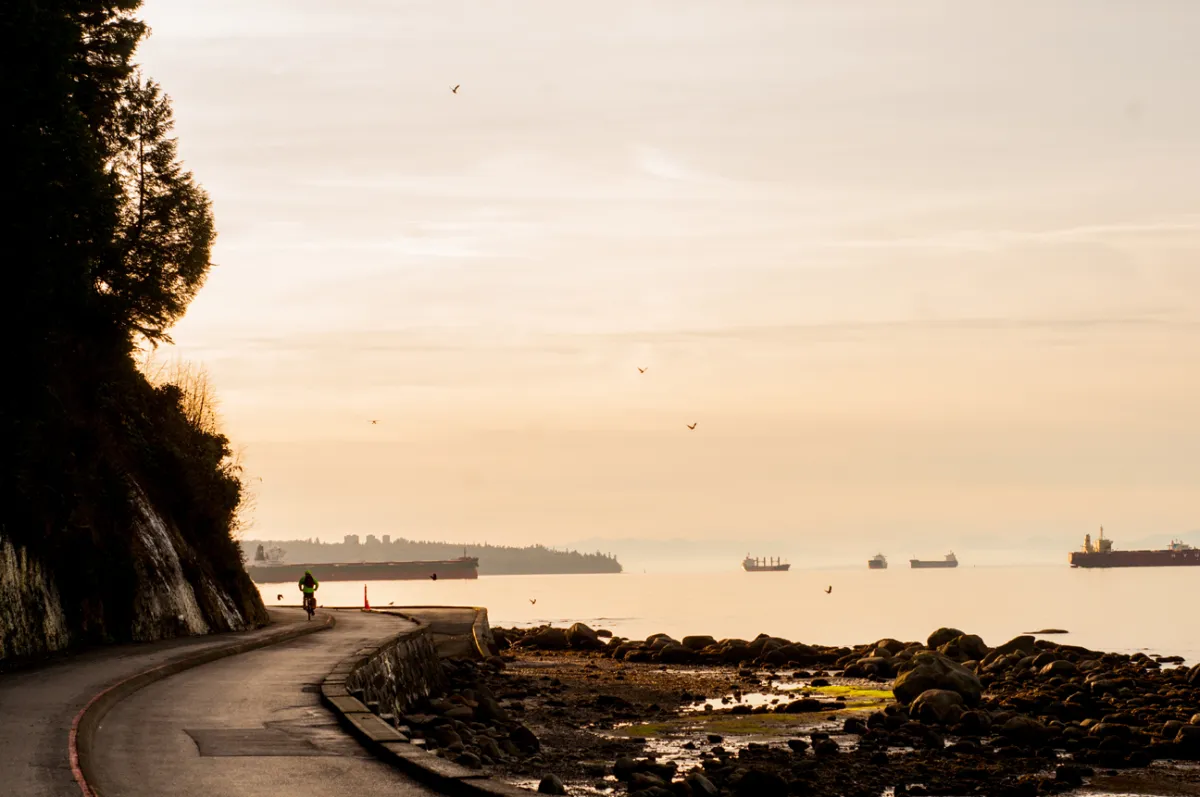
[{"left": 393, "top": 623, "right": 1200, "bottom": 796}]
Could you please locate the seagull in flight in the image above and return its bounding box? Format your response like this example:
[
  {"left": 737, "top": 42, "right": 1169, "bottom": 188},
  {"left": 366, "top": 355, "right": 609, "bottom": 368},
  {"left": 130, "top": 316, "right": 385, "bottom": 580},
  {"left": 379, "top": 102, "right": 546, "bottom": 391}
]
[
  {"left": 430, "top": 573, "right": 438, "bottom": 581},
  {"left": 369, "top": 420, "right": 378, "bottom": 425},
  {"left": 687, "top": 423, "right": 697, "bottom": 430},
  {"left": 529, "top": 598, "right": 537, "bottom": 605},
  {"left": 825, "top": 586, "right": 833, "bottom": 594},
  {"left": 638, "top": 367, "right": 647, "bottom": 373},
  {"left": 276, "top": 594, "right": 283, "bottom": 600},
  {"left": 451, "top": 84, "right": 460, "bottom": 94}
]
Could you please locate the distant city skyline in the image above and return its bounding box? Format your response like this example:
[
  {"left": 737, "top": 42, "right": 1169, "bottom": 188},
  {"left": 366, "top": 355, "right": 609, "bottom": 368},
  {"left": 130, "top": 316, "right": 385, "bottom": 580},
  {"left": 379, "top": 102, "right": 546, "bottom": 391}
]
[{"left": 137, "top": 0, "right": 1200, "bottom": 548}]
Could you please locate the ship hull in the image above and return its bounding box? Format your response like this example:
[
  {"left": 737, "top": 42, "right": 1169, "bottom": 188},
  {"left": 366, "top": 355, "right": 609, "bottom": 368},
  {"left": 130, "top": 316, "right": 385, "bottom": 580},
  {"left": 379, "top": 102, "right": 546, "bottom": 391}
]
[
  {"left": 868, "top": 561, "right": 887, "bottom": 569},
  {"left": 743, "top": 564, "right": 791, "bottom": 572},
  {"left": 910, "top": 560, "right": 957, "bottom": 569},
  {"left": 246, "top": 558, "right": 479, "bottom": 583},
  {"left": 1070, "top": 550, "right": 1200, "bottom": 568}
]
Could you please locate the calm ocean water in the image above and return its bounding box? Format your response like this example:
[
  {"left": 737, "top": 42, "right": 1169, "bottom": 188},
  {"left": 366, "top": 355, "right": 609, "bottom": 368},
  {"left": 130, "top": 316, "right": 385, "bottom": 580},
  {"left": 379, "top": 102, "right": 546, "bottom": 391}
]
[{"left": 256, "top": 565, "right": 1199, "bottom": 665}]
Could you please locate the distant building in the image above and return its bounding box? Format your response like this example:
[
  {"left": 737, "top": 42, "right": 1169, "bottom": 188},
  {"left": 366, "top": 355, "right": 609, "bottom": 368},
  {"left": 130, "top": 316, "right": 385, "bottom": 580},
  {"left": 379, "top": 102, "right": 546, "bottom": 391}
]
[
  {"left": 344, "top": 534, "right": 360, "bottom": 546},
  {"left": 366, "top": 534, "right": 379, "bottom": 545},
  {"left": 382, "top": 535, "right": 391, "bottom": 545}
]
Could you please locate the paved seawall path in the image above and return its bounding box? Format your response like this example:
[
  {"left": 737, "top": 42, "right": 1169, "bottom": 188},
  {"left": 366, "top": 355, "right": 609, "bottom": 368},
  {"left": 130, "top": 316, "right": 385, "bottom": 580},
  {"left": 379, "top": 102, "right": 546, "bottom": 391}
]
[
  {"left": 0, "top": 610, "right": 326, "bottom": 797},
  {"left": 88, "top": 609, "right": 440, "bottom": 797}
]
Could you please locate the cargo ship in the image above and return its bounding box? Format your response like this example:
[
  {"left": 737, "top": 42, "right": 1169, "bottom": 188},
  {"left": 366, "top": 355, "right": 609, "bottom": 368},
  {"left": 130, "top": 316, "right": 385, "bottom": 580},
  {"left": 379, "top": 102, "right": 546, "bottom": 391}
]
[
  {"left": 910, "top": 552, "right": 958, "bottom": 569},
  {"left": 743, "top": 555, "right": 790, "bottom": 572},
  {"left": 868, "top": 553, "right": 888, "bottom": 569},
  {"left": 245, "top": 545, "right": 479, "bottom": 582},
  {"left": 1069, "top": 528, "right": 1200, "bottom": 568}
]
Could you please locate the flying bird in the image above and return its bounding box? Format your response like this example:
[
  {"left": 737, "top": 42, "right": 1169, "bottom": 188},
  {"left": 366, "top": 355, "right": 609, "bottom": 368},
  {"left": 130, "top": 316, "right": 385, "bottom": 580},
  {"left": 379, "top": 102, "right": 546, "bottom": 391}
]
[
  {"left": 638, "top": 367, "right": 647, "bottom": 373},
  {"left": 687, "top": 423, "right": 697, "bottom": 430},
  {"left": 451, "top": 84, "right": 460, "bottom": 94},
  {"left": 529, "top": 598, "right": 537, "bottom": 605},
  {"left": 825, "top": 586, "right": 833, "bottom": 594},
  {"left": 430, "top": 573, "right": 438, "bottom": 581},
  {"left": 276, "top": 594, "right": 283, "bottom": 600},
  {"left": 369, "top": 420, "right": 378, "bottom": 425},
  {"left": 388, "top": 601, "right": 395, "bottom": 606}
]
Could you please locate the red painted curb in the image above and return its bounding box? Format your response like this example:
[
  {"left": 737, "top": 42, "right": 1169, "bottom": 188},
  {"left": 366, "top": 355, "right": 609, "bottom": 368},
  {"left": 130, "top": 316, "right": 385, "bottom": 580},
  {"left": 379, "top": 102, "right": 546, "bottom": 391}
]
[{"left": 69, "top": 613, "right": 334, "bottom": 796}]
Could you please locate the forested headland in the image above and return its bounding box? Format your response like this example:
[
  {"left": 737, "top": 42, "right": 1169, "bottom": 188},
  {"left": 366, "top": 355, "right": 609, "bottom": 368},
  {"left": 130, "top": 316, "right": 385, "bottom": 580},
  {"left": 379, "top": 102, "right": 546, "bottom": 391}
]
[{"left": 1, "top": 1, "right": 266, "bottom": 665}]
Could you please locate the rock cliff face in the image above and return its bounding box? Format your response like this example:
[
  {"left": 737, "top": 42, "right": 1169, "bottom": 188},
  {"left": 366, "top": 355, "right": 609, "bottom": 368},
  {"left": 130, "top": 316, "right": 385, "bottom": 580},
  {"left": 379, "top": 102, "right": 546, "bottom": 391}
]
[
  {"left": 0, "top": 536, "right": 70, "bottom": 662},
  {"left": 0, "top": 478, "right": 265, "bottom": 668}
]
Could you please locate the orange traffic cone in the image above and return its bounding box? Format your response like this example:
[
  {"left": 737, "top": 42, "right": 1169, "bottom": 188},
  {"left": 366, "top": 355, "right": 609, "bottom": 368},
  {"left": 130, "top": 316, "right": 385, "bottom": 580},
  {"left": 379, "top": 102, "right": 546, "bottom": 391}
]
[{"left": 363, "top": 584, "right": 370, "bottom": 612}]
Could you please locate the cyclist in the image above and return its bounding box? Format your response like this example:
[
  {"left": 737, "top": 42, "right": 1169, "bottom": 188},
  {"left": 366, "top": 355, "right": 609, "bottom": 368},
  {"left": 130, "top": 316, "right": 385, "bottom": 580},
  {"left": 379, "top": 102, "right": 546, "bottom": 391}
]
[{"left": 298, "top": 570, "right": 319, "bottom": 619}]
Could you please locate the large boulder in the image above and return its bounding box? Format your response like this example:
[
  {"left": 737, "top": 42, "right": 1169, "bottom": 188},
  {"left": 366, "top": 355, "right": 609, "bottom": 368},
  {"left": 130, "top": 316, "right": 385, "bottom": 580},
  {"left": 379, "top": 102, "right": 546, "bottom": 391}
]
[
  {"left": 682, "top": 635, "right": 718, "bottom": 651},
  {"left": 927, "top": 627, "right": 966, "bottom": 650},
  {"left": 910, "top": 689, "right": 966, "bottom": 725},
  {"left": 982, "top": 635, "right": 1037, "bottom": 666},
  {"left": 1189, "top": 663, "right": 1200, "bottom": 687},
  {"left": 566, "top": 622, "right": 601, "bottom": 649},
  {"left": 734, "top": 769, "right": 788, "bottom": 797},
  {"left": 893, "top": 652, "right": 983, "bottom": 706},
  {"left": 941, "top": 634, "right": 988, "bottom": 661},
  {"left": 874, "top": 638, "right": 907, "bottom": 656},
  {"left": 523, "top": 627, "right": 568, "bottom": 651},
  {"left": 657, "top": 644, "right": 697, "bottom": 664},
  {"left": 999, "top": 715, "right": 1051, "bottom": 746}
]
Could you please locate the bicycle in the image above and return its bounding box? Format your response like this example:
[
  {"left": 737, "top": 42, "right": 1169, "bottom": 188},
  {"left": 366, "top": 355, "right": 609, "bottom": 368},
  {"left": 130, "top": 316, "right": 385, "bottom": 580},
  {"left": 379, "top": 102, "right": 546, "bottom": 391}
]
[{"left": 303, "top": 592, "right": 316, "bottom": 620}]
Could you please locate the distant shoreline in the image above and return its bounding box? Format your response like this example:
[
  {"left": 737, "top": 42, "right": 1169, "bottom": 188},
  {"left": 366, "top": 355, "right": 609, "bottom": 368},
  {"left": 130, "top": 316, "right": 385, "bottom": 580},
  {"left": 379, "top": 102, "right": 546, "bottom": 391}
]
[{"left": 242, "top": 538, "right": 623, "bottom": 576}]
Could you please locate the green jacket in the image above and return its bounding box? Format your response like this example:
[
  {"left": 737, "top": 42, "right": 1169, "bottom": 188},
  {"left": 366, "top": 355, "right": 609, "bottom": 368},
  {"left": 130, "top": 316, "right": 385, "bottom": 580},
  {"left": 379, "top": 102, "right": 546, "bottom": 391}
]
[{"left": 299, "top": 574, "right": 319, "bottom": 594}]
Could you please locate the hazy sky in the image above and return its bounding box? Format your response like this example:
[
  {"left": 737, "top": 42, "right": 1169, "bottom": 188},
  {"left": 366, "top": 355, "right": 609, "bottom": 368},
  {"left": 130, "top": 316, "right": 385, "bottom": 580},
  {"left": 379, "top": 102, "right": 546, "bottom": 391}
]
[{"left": 137, "top": 1, "right": 1200, "bottom": 552}]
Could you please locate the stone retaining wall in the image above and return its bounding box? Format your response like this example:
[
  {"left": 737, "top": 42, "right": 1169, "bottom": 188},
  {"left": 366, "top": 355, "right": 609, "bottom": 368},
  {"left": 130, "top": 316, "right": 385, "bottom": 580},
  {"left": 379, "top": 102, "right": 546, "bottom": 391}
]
[{"left": 345, "top": 623, "right": 448, "bottom": 718}]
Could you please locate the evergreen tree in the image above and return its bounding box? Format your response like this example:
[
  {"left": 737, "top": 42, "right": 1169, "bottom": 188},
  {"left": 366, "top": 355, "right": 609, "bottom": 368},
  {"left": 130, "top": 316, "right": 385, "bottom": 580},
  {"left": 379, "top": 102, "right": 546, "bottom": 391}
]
[{"left": 106, "top": 75, "right": 215, "bottom": 344}]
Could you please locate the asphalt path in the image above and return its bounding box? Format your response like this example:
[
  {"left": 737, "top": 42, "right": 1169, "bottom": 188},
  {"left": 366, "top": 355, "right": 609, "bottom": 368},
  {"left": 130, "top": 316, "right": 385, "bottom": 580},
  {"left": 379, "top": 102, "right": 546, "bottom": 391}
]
[
  {"left": 0, "top": 611, "right": 315, "bottom": 797},
  {"left": 88, "top": 609, "right": 440, "bottom": 797}
]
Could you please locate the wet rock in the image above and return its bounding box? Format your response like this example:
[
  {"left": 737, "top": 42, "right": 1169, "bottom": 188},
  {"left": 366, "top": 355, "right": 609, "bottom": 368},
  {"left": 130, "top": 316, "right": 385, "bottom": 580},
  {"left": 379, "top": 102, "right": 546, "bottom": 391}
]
[
  {"left": 475, "top": 697, "right": 509, "bottom": 723},
  {"left": 1040, "top": 660, "right": 1078, "bottom": 677},
  {"left": 454, "top": 752, "right": 482, "bottom": 769},
  {"left": 927, "top": 627, "right": 966, "bottom": 649},
  {"left": 734, "top": 769, "right": 788, "bottom": 797},
  {"left": 566, "top": 622, "right": 601, "bottom": 649},
  {"left": 510, "top": 723, "right": 541, "bottom": 754},
  {"left": 893, "top": 652, "right": 983, "bottom": 706},
  {"left": 433, "top": 727, "right": 463, "bottom": 747},
  {"left": 538, "top": 774, "right": 568, "bottom": 794},
  {"left": 910, "top": 689, "right": 966, "bottom": 725},
  {"left": 706, "top": 734, "right": 724, "bottom": 743},
  {"left": 685, "top": 772, "right": 719, "bottom": 797},
  {"left": 813, "top": 738, "right": 840, "bottom": 756},
  {"left": 1176, "top": 724, "right": 1200, "bottom": 749},
  {"left": 683, "top": 635, "right": 718, "bottom": 651},
  {"left": 477, "top": 737, "right": 503, "bottom": 760},
  {"left": 613, "top": 756, "right": 639, "bottom": 781},
  {"left": 524, "top": 627, "right": 569, "bottom": 650},
  {"left": 630, "top": 773, "right": 668, "bottom": 790},
  {"left": 1000, "top": 715, "right": 1051, "bottom": 746},
  {"left": 657, "top": 644, "right": 697, "bottom": 664},
  {"left": 787, "top": 738, "right": 810, "bottom": 753},
  {"left": 953, "top": 634, "right": 989, "bottom": 661},
  {"left": 779, "top": 697, "right": 823, "bottom": 713},
  {"left": 984, "top": 635, "right": 1038, "bottom": 666},
  {"left": 1054, "top": 764, "right": 1092, "bottom": 786}
]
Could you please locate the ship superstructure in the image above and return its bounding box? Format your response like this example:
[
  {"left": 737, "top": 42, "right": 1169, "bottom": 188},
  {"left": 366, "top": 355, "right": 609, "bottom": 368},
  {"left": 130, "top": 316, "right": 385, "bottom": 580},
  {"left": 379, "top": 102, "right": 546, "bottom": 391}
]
[{"left": 1069, "top": 527, "right": 1200, "bottom": 568}]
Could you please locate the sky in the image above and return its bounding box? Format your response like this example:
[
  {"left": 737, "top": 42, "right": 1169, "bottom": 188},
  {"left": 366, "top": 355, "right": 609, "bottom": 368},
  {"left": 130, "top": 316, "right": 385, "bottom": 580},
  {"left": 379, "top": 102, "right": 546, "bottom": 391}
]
[{"left": 136, "top": 0, "right": 1200, "bottom": 557}]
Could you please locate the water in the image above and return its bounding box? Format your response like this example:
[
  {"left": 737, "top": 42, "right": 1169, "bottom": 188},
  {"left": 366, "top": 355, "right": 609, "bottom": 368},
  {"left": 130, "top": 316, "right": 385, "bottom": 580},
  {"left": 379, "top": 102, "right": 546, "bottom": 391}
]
[{"left": 255, "top": 565, "right": 1199, "bottom": 664}]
